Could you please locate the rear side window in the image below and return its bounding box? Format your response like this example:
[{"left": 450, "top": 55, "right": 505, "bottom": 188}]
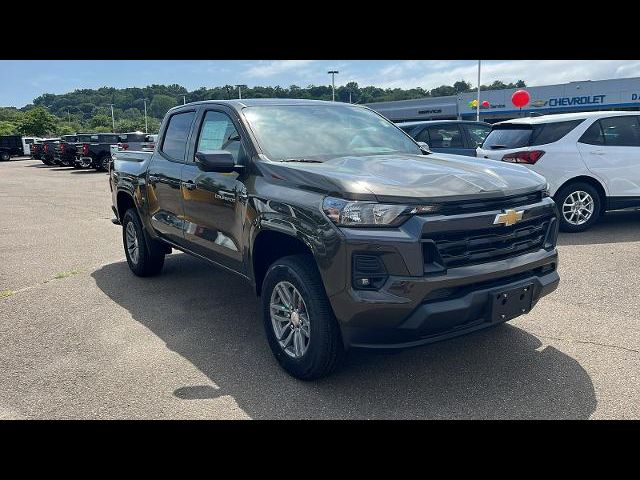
[
  {"left": 121, "top": 133, "right": 147, "bottom": 142},
  {"left": 466, "top": 124, "right": 492, "bottom": 146},
  {"left": 530, "top": 120, "right": 583, "bottom": 146},
  {"left": 98, "top": 135, "right": 119, "bottom": 144},
  {"left": 483, "top": 120, "right": 582, "bottom": 149},
  {"left": 161, "top": 111, "right": 196, "bottom": 161},
  {"left": 424, "top": 125, "right": 464, "bottom": 148}
]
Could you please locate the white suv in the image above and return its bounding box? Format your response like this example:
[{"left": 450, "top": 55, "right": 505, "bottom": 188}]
[{"left": 477, "top": 111, "right": 640, "bottom": 232}]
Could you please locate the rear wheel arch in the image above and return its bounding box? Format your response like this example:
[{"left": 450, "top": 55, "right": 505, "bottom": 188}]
[{"left": 555, "top": 175, "right": 607, "bottom": 214}]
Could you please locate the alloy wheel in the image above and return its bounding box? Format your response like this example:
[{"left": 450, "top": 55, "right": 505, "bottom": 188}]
[
  {"left": 562, "top": 190, "right": 594, "bottom": 225},
  {"left": 125, "top": 221, "right": 139, "bottom": 265},
  {"left": 270, "top": 281, "right": 311, "bottom": 358}
]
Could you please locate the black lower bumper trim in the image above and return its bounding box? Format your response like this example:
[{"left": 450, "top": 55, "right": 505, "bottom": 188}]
[{"left": 344, "top": 270, "right": 559, "bottom": 349}]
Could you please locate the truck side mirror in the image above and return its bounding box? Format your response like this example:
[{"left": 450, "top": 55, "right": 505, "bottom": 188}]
[
  {"left": 195, "top": 151, "right": 237, "bottom": 173},
  {"left": 417, "top": 141, "right": 431, "bottom": 153}
]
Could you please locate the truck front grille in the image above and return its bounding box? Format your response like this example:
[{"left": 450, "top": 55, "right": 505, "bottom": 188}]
[{"left": 426, "top": 216, "right": 552, "bottom": 269}]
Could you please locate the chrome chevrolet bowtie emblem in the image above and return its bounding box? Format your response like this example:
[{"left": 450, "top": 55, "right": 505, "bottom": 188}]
[{"left": 494, "top": 209, "right": 524, "bottom": 227}]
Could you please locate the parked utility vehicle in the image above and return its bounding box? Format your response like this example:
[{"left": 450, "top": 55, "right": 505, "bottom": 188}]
[{"left": 110, "top": 99, "right": 560, "bottom": 379}]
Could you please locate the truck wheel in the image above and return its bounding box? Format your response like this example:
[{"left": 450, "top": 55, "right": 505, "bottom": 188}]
[
  {"left": 0, "top": 152, "right": 9, "bottom": 161},
  {"left": 554, "top": 182, "right": 601, "bottom": 233},
  {"left": 122, "top": 208, "right": 165, "bottom": 277},
  {"left": 261, "top": 254, "right": 344, "bottom": 380},
  {"left": 96, "top": 154, "right": 111, "bottom": 172}
]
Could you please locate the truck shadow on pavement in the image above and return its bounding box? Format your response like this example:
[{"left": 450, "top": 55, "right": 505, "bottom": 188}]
[{"left": 92, "top": 254, "right": 597, "bottom": 419}]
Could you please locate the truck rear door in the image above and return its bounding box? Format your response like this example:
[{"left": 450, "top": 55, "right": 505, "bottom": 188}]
[{"left": 146, "top": 110, "right": 197, "bottom": 244}]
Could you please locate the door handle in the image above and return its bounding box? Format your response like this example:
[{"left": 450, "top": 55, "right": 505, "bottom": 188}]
[
  {"left": 182, "top": 180, "right": 197, "bottom": 190},
  {"left": 236, "top": 187, "right": 248, "bottom": 203},
  {"left": 591, "top": 151, "right": 606, "bottom": 155}
]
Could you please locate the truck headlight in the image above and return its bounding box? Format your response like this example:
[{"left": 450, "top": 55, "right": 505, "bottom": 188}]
[{"left": 322, "top": 197, "right": 437, "bottom": 227}]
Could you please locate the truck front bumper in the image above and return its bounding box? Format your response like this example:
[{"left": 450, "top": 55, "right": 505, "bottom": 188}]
[
  {"left": 325, "top": 198, "right": 560, "bottom": 349},
  {"left": 335, "top": 254, "right": 558, "bottom": 349}
]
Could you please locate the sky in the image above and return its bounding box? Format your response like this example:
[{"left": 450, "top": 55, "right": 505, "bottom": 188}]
[{"left": 2, "top": 60, "right": 640, "bottom": 108}]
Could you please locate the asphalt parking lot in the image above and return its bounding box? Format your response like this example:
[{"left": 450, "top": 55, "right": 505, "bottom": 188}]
[{"left": 1, "top": 157, "right": 639, "bottom": 419}]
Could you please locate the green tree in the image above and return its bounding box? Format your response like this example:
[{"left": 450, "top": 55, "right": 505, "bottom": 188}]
[
  {"left": 115, "top": 119, "right": 144, "bottom": 132},
  {"left": 149, "top": 95, "right": 178, "bottom": 118},
  {"left": 453, "top": 80, "right": 472, "bottom": 93},
  {"left": 89, "top": 114, "right": 112, "bottom": 130},
  {"left": 16, "top": 107, "right": 57, "bottom": 136},
  {"left": 0, "top": 121, "right": 17, "bottom": 135}
]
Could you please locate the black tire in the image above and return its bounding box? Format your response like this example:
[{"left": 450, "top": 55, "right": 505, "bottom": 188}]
[
  {"left": 0, "top": 151, "right": 10, "bottom": 161},
  {"left": 122, "top": 208, "right": 165, "bottom": 277},
  {"left": 261, "top": 254, "right": 344, "bottom": 380},
  {"left": 554, "top": 181, "right": 602, "bottom": 233},
  {"left": 72, "top": 162, "right": 82, "bottom": 169},
  {"left": 96, "top": 154, "right": 111, "bottom": 172}
]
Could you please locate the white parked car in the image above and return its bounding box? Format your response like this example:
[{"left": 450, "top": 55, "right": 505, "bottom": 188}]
[{"left": 477, "top": 111, "right": 640, "bottom": 232}]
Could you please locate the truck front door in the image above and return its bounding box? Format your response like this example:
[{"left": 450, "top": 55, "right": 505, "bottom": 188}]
[
  {"left": 146, "top": 110, "right": 196, "bottom": 244},
  {"left": 181, "top": 108, "right": 249, "bottom": 274}
]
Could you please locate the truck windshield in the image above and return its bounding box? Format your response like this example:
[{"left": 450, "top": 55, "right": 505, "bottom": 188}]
[{"left": 242, "top": 105, "right": 422, "bottom": 161}]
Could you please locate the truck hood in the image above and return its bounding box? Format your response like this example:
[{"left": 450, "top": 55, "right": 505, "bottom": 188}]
[{"left": 260, "top": 153, "right": 547, "bottom": 203}]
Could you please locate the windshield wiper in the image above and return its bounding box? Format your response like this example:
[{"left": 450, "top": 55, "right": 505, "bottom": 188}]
[
  {"left": 280, "top": 158, "right": 324, "bottom": 163},
  {"left": 489, "top": 145, "right": 509, "bottom": 150}
]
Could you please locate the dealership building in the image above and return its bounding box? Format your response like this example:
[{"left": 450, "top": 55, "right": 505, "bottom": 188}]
[{"left": 365, "top": 76, "right": 640, "bottom": 123}]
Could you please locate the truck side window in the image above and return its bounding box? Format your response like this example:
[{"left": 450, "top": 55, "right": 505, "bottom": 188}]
[
  {"left": 196, "top": 111, "right": 247, "bottom": 164},
  {"left": 161, "top": 111, "right": 196, "bottom": 162}
]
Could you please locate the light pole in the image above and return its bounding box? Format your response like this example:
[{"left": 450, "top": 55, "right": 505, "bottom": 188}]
[
  {"left": 183, "top": 95, "right": 186, "bottom": 105},
  {"left": 143, "top": 99, "right": 149, "bottom": 134},
  {"left": 235, "top": 84, "right": 247, "bottom": 99},
  {"left": 108, "top": 104, "right": 115, "bottom": 132},
  {"left": 476, "top": 60, "right": 481, "bottom": 122},
  {"left": 328, "top": 70, "right": 339, "bottom": 101}
]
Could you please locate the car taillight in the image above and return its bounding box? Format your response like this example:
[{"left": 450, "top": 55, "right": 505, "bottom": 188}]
[
  {"left": 118, "top": 142, "right": 129, "bottom": 150},
  {"left": 502, "top": 150, "right": 545, "bottom": 165},
  {"left": 82, "top": 144, "right": 89, "bottom": 155},
  {"left": 44, "top": 144, "right": 49, "bottom": 153},
  {"left": 60, "top": 143, "right": 65, "bottom": 153}
]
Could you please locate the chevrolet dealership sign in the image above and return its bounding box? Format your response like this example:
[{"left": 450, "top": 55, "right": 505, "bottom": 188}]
[
  {"left": 458, "top": 77, "right": 640, "bottom": 115},
  {"left": 366, "top": 76, "right": 640, "bottom": 122}
]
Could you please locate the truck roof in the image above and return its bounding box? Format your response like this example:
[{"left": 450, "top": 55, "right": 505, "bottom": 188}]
[{"left": 169, "top": 98, "right": 363, "bottom": 113}]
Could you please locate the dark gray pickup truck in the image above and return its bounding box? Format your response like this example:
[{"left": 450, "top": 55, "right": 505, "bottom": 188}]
[{"left": 110, "top": 99, "right": 560, "bottom": 379}]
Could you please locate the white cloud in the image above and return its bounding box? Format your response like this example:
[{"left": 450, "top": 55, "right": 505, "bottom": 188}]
[
  {"left": 245, "top": 60, "right": 316, "bottom": 78},
  {"left": 352, "top": 60, "right": 640, "bottom": 91}
]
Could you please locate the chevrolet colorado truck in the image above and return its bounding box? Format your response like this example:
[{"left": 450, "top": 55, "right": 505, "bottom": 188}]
[{"left": 110, "top": 99, "right": 560, "bottom": 380}]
